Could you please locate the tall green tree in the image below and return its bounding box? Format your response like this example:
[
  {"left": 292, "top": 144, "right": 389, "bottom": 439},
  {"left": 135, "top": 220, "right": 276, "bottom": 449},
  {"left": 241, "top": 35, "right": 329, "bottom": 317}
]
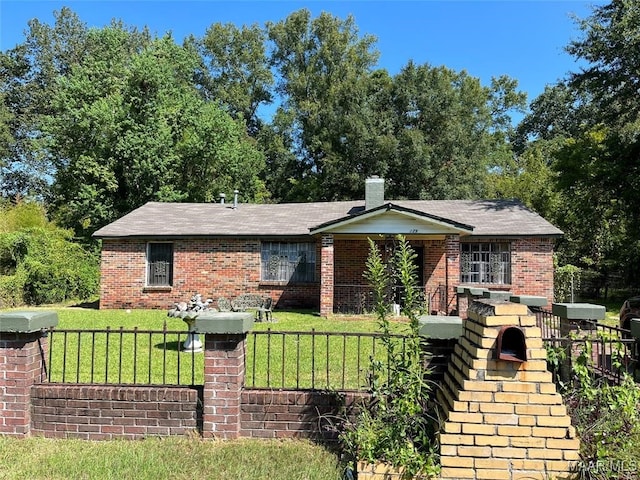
[
  {"left": 385, "top": 63, "right": 525, "bottom": 200},
  {"left": 267, "top": 9, "right": 381, "bottom": 201},
  {"left": 46, "top": 28, "right": 265, "bottom": 237},
  {"left": 0, "top": 7, "right": 89, "bottom": 199},
  {"left": 517, "top": 0, "right": 640, "bottom": 288},
  {"left": 486, "top": 139, "right": 561, "bottom": 219},
  {"left": 567, "top": 0, "right": 640, "bottom": 127},
  {"left": 196, "top": 22, "right": 273, "bottom": 136}
]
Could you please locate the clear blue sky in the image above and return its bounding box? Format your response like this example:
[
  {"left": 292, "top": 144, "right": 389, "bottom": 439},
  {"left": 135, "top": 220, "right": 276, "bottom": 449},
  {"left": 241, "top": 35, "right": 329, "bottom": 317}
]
[{"left": 1, "top": 0, "right": 604, "bottom": 105}]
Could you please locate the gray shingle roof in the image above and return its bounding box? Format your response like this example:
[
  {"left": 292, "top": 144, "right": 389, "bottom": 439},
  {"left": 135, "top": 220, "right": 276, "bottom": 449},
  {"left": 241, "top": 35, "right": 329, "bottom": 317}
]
[{"left": 92, "top": 199, "right": 563, "bottom": 239}]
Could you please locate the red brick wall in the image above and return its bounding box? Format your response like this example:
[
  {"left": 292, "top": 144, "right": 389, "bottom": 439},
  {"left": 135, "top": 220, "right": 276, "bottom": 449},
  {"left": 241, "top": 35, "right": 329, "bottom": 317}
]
[
  {"left": 30, "top": 385, "right": 199, "bottom": 439},
  {"left": 100, "top": 238, "right": 320, "bottom": 310},
  {"left": 456, "top": 238, "right": 555, "bottom": 300},
  {"left": 240, "top": 390, "right": 369, "bottom": 441},
  {"left": 0, "top": 332, "right": 49, "bottom": 435},
  {"left": 99, "top": 236, "right": 556, "bottom": 313},
  {"left": 510, "top": 237, "right": 555, "bottom": 299},
  {"left": 424, "top": 239, "right": 446, "bottom": 295},
  {"left": 455, "top": 237, "right": 556, "bottom": 317}
]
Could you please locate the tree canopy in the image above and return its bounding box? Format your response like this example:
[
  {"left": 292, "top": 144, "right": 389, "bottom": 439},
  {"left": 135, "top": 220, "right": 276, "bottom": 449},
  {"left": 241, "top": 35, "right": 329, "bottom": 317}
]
[
  {"left": 1, "top": 6, "right": 525, "bottom": 238},
  {"left": 5, "top": 2, "right": 640, "bottom": 293},
  {"left": 513, "top": 0, "right": 640, "bottom": 290}
]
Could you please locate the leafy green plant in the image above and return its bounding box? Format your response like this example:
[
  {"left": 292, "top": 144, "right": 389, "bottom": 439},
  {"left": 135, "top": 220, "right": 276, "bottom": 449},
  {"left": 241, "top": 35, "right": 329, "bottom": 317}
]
[
  {"left": 0, "top": 202, "right": 99, "bottom": 306},
  {"left": 341, "top": 236, "right": 439, "bottom": 479},
  {"left": 545, "top": 340, "right": 568, "bottom": 387},
  {"left": 562, "top": 338, "right": 640, "bottom": 479}
]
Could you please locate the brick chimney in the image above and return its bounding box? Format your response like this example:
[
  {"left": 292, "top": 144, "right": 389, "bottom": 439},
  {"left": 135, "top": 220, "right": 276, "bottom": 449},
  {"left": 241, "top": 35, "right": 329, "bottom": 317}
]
[{"left": 365, "top": 176, "right": 384, "bottom": 210}]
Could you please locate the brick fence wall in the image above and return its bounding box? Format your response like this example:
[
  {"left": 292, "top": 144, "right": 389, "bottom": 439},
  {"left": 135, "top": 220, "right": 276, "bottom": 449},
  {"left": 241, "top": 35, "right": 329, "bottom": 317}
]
[
  {"left": 27, "top": 385, "right": 369, "bottom": 442},
  {"left": 31, "top": 385, "right": 200, "bottom": 440},
  {"left": 240, "top": 390, "right": 369, "bottom": 441},
  {"left": 0, "top": 320, "right": 455, "bottom": 442}
]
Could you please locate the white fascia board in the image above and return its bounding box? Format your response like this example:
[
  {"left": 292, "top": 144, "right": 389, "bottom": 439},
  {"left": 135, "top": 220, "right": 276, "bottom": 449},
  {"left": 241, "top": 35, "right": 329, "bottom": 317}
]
[{"left": 312, "top": 208, "right": 473, "bottom": 235}]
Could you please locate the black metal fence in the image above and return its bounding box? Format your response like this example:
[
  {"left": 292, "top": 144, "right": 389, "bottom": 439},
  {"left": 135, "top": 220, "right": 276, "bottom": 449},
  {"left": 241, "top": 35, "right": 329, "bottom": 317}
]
[
  {"left": 47, "top": 327, "right": 203, "bottom": 386},
  {"left": 536, "top": 308, "right": 637, "bottom": 385},
  {"left": 45, "top": 309, "right": 639, "bottom": 390},
  {"left": 533, "top": 307, "right": 561, "bottom": 338},
  {"left": 246, "top": 329, "right": 408, "bottom": 391},
  {"left": 46, "top": 326, "right": 406, "bottom": 392}
]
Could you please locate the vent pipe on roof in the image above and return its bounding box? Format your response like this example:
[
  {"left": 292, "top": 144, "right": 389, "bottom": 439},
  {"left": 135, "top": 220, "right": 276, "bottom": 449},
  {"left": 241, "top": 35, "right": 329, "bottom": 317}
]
[
  {"left": 365, "top": 176, "right": 385, "bottom": 210},
  {"left": 219, "top": 193, "right": 226, "bottom": 204},
  {"left": 233, "top": 190, "right": 239, "bottom": 209}
]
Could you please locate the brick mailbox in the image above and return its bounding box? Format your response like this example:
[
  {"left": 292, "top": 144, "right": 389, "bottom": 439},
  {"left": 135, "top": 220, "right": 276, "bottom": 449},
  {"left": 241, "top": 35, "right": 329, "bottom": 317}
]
[
  {"left": 0, "top": 310, "right": 58, "bottom": 436},
  {"left": 437, "top": 299, "right": 579, "bottom": 480}
]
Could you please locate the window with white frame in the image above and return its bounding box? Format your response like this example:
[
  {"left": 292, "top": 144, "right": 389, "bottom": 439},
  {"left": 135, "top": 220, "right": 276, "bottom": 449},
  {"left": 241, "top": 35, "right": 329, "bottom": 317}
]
[
  {"left": 261, "top": 242, "right": 316, "bottom": 283},
  {"left": 460, "top": 242, "right": 511, "bottom": 284},
  {"left": 147, "top": 242, "right": 173, "bottom": 286}
]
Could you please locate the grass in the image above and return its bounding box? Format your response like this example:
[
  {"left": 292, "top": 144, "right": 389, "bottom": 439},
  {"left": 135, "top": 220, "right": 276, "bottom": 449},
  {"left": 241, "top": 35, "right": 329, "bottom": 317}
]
[
  {"left": 38, "top": 307, "right": 409, "bottom": 389},
  {"left": 0, "top": 436, "right": 344, "bottom": 480},
  {"left": 0, "top": 307, "right": 355, "bottom": 479}
]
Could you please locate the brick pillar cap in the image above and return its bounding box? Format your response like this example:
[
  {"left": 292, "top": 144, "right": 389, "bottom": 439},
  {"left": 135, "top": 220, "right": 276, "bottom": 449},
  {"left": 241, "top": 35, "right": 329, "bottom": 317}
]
[
  {"left": 0, "top": 310, "right": 58, "bottom": 332},
  {"left": 418, "top": 315, "right": 462, "bottom": 339},
  {"left": 195, "top": 312, "right": 254, "bottom": 334},
  {"left": 552, "top": 303, "right": 605, "bottom": 320},
  {"left": 510, "top": 295, "right": 548, "bottom": 307}
]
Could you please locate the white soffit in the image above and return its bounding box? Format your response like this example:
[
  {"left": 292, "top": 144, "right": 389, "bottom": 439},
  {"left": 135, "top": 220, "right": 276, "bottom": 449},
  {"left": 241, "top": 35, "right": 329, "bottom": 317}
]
[{"left": 312, "top": 208, "right": 473, "bottom": 235}]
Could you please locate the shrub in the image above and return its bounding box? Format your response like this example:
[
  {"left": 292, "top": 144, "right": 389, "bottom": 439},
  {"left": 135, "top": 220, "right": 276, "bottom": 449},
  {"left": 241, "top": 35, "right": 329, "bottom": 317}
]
[
  {"left": 0, "top": 202, "right": 99, "bottom": 305},
  {"left": 341, "top": 236, "right": 439, "bottom": 479},
  {"left": 562, "top": 340, "right": 640, "bottom": 479}
]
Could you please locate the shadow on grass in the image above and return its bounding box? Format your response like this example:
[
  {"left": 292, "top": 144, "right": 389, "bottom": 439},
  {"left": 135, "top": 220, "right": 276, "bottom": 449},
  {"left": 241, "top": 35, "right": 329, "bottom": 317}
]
[
  {"left": 69, "top": 299, "right": 100, "bottom": 309},
  {"left": 154, "top": 340, "right": 182, "bottom": 352}
]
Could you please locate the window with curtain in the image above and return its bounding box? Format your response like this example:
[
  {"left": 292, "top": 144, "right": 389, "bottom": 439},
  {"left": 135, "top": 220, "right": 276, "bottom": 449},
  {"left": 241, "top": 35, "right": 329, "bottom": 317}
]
[{"left": 261, "top": 242, "right": 316, "bottom": 282}]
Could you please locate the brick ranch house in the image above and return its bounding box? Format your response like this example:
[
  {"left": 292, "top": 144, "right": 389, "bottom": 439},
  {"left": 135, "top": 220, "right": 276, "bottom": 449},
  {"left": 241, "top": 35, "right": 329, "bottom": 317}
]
[{"left": 93, "top": 178, "right": 563, "bottom": 316}]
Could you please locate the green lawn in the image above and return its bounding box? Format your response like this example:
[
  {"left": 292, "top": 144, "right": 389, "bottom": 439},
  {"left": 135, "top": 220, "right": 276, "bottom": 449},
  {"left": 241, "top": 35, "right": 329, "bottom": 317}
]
[
  {"left": 0, "top": 436, "right": 344, "bottom": 480},
  {"left": 40, "top": 307, "right": 409, "bottom": 389}
]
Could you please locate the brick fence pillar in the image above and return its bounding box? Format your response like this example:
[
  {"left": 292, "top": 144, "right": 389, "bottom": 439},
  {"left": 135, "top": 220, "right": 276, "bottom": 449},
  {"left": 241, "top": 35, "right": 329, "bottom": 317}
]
[
  {"left": 197, "top": 312, "right": 254, "bottom": 439},
  {"left": 0, "top": 311, "right": 58, "bottom": 436}
]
